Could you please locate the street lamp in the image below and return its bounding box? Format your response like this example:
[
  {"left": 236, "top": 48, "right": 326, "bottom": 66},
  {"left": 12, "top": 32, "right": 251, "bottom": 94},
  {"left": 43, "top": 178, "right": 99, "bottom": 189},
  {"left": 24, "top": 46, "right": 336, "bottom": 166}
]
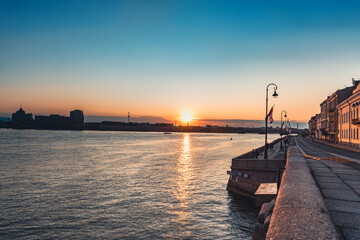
[
  {"left": 264, "top": 83, "right": 278, "bottom": 159},
  {"left": 280, "top": 110, "right": 287, "bottom": 149},
  {"left": 284, "top": 117, "right": 290, "bottom": 154}
]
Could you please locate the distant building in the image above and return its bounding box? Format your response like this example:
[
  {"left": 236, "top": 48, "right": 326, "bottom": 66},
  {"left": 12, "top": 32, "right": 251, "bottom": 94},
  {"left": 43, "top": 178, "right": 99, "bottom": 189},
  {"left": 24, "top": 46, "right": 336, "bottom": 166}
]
[
  {"left": 308, "top": 115, "right": 317, "bottom": 138},
  {"left": 338, "top": 81, "right": 360, "bottom": 148},
  {"left": 11, "top": 107, "right": 33, "bottom": 128},
  {"left": 316, "top": 114, "right": 321, "bottom": 139},
  {"left": 35, "top": 110, "right": 84, "bottom": 130},
  {"left": 319, "top": 99, "right": 329, "bottom": 140},
  {"left": 314, "top": 79, "right": 359, "bottom": 143},
  {"left": 327, "top": 84, "right": 357, "bottom": 143},
  {"left": 70, "top": 110, "right": 84, "bottom": 128}
]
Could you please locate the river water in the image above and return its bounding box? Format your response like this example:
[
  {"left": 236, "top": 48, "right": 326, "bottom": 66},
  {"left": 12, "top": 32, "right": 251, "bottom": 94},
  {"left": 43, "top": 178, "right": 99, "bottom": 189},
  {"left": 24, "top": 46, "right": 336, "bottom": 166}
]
[{"left": 0, "top": 129, "right": 278, "bottom": 239}]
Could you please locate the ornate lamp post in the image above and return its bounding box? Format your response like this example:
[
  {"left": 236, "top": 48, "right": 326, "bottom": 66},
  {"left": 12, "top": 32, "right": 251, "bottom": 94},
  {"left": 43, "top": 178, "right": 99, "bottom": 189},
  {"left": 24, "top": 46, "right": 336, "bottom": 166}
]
[
  {"left": 280, "top": 110, "right": 287, "bottom": 149},
  {"left": 284, "top": 117, "right": 289, "bottom": 154},
  {"left": 264, "top": 83, "right": 278, "bottom": 159}
]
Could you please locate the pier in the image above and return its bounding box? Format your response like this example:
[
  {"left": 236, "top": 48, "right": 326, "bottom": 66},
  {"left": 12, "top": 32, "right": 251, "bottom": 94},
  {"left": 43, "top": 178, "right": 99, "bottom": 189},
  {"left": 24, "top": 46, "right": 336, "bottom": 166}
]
[{"left": 226, "top": 137, "right": 287, "bottom": 199}]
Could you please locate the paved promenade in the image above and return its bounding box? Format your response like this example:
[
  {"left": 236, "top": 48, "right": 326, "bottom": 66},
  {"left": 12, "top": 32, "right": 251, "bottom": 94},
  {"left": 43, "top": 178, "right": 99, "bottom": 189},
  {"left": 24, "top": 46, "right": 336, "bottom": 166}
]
[
  {"left": 292, "top": 137, "right": 360, "bottom": 239},
  {"left": 258, "top": 139, "right": 287, "bottom": 159}
]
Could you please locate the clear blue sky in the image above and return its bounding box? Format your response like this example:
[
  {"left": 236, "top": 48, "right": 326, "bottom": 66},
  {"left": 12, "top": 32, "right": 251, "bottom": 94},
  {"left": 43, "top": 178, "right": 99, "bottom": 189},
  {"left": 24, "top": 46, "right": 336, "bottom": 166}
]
[{"left": 1, "top": 0, "right": 360, "bottom": 122}]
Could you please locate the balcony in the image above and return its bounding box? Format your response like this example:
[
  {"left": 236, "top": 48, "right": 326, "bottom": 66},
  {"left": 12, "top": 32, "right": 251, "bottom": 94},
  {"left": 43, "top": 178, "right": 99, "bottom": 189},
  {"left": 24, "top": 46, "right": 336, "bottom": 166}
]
[{"left": 352, "top": 118, "right": 360, "bottom": 126}]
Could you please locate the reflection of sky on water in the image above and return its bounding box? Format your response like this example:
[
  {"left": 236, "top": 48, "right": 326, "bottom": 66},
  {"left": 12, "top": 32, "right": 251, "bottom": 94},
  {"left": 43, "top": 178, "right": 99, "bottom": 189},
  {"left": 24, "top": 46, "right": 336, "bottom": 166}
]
[{"left": 0, "top": 130, "right": 269, "bottom": 239}]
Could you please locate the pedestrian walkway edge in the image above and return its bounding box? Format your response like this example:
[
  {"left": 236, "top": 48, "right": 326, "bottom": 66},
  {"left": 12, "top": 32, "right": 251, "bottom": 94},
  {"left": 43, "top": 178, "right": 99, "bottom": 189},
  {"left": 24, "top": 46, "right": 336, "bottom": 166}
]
[{"left": 266, "top": 146, "right": 340, "bottom": 240}]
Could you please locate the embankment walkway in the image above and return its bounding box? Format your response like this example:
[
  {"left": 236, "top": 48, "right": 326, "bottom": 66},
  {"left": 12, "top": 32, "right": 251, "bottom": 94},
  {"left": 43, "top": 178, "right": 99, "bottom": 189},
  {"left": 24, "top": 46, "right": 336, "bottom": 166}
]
[
  {"left": 292, "top": 136, "right": 360, "bottom": 239},
  {"left": 257, "top": 139, "right": 287, "bottom": 160},
  {"left": 266, "top": 146, "right": 339, "bottom": 239},
  {"left": 267, "top": 137, "right": 360, "bottom": 239}
]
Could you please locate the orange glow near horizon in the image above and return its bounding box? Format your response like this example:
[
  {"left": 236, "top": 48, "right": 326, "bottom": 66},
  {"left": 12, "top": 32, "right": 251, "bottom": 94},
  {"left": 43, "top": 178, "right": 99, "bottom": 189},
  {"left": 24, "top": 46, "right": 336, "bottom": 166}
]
[
  {"left": 0, "top": 82, "right": 326, "bottom": 123},
  {"left": 179, "top": 110, "right": 194, "bottom": 124}
]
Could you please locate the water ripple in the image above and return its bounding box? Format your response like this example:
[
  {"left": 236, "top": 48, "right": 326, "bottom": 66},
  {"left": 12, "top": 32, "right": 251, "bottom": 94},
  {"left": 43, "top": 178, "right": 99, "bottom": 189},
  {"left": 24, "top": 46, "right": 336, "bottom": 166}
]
[{"left": 0, "top": 129, "right": 278, "bottom": 239}]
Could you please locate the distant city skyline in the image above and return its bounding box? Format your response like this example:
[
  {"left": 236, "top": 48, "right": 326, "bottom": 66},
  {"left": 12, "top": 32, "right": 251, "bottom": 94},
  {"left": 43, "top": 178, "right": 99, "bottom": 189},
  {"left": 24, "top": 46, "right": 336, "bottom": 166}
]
[
  {"left": 2, "top": 1, "right": 360, "bottom": 122},
  {"left": 0, "top": 107, "right": 307, "bottom": 129}
]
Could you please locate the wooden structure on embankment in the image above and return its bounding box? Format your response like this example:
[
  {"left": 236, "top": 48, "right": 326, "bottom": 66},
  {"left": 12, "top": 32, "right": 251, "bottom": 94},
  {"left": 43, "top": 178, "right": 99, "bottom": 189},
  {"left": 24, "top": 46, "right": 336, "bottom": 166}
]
[{"left": 226, "top": 138, "right": 286, "bottom": 199}]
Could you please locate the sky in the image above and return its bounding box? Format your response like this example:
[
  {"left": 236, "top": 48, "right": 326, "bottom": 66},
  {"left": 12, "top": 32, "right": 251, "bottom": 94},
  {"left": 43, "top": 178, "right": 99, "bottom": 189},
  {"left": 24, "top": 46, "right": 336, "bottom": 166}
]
[{"left": 1, "top": 0, "right": 360, "bottom": 123}]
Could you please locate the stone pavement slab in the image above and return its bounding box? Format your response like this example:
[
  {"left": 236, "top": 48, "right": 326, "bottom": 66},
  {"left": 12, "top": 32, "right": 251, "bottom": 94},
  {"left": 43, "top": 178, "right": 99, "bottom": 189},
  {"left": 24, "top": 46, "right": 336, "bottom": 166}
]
[
  {"left": 337, "top": 174, "right": 360, "bottom": 181},
  {"left": 330, "top": 211, "right": 360, "bottom": 229},
  {"left": 321, "top": 161, "right": 353, "bottom": 169},
  {"left": 322, "top": 189, "right": 360, "bottom": 201},
  {"left": 325, "top": 199, "right": 360, "bottom": 214},
  {"left": 342, "top": 228, "right": 360, "bottom": 240},
  {"left": 344, "top": 180, "right": 360, "bottom": 188},
  {"left": 315, "top": 172, "right": 338, "bottom": 177},
  {"left": 318, "top": 182, "right": 352, "bottom": 191},
  {"left": 311, "top": 167, "right": 331, "bottom": 172},
  {"left": 332, "top": 169, "right": 360, "bottom": 174},
  {"left": 306, "top": 157, "right": 360, "bottom": 240},
  {"left": 315, "top": 176, "right": 343, "bottom": 183}
]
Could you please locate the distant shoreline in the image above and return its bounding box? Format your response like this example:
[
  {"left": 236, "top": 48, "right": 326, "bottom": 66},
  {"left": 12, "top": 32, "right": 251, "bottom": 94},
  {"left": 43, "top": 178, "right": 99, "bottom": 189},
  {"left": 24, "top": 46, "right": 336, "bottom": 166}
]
[{"left": 0, "top": 122, "right": 301, "bottom": 135}]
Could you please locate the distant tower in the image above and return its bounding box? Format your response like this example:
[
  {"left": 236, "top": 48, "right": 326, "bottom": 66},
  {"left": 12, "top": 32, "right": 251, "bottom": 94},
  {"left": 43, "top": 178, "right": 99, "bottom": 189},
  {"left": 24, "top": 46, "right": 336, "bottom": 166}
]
[
  {"left": 70, "top": 110, "right": 84, "bottom": 127},
  {"left": 128, "top": 112, "right": 130, "bottom": 123}
]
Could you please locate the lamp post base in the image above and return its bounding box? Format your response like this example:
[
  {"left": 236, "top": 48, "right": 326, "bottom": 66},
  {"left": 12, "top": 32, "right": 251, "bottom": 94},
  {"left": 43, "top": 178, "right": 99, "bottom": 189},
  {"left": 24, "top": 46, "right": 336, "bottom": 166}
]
[{"left": 264, "top": 144, "right": 268, "bottom": 159}]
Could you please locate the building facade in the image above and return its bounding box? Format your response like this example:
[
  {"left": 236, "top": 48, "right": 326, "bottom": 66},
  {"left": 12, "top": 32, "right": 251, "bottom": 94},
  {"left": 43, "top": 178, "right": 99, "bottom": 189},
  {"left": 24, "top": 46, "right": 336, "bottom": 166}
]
[
  {"left": 316, "top": 114, "right": 321, "bottom": 139},
  {"left": 320, "top": 99, "right": 329, "bottom": 140},
  {"left": 327, "top": 85, "right": 356, "bottom": 143},
  {"left": 309, "top": 79, "right": 359, "bottom": 143},
  {"left": 338, "top": 83, "right": 360, "bottom": 148},
  {"left": 308, "top": 115, "right": 317, "bottom": 138}
]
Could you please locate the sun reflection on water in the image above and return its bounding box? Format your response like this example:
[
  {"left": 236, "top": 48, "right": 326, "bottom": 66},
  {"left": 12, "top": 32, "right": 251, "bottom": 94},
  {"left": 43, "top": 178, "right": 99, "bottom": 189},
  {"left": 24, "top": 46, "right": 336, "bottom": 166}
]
[{"left": 172, "top": 133, "right": 194, "bottom": 235}]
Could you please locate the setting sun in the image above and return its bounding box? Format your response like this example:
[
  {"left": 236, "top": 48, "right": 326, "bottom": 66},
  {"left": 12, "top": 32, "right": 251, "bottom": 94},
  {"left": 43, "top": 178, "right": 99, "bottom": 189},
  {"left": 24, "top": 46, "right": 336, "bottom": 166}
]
[{"left": 180, "top": 110, "right": 193, "bottom": 123}]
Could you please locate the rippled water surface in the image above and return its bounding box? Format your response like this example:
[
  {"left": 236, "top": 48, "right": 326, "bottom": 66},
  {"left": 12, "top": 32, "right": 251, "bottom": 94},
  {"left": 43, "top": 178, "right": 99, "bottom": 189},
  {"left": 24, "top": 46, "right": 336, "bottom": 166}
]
[{"left": 0, "top": 129, "right": 278, "bottom": 239}]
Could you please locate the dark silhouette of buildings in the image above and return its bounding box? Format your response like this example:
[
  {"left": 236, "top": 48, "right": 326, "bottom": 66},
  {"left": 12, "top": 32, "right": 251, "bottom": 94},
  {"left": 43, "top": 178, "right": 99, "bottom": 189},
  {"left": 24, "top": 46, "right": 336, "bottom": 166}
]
[
  {"left": 70, "top": 110, "right": 84, "bottom": 127},
  {"left": 8, "top": 107, "right": 84, "bottom": 130},
  {"left": 11, "top": 107, "right": 34, "bottom": 128},
  {"left": 35, "top": 110, "right": 84, "bottom": 129}
]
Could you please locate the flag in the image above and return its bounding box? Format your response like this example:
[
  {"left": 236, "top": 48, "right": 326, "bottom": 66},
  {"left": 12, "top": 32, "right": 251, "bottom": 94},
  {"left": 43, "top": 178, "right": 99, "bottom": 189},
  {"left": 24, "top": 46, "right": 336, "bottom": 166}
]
[{"left": 266, "top": 106, "right": 274, "bottom": 123}]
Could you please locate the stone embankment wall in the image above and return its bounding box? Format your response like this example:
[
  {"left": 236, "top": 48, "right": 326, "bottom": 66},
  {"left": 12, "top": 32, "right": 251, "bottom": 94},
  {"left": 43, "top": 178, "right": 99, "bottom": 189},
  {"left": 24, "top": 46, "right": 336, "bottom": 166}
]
[
  {"left": 252, "top": 199, "right": 276, "bottom": 240},
  {"left": 227, "top": 159, "right": 284, "bottom": 198},
  {"left": 227, "top": 138, "right": 285, "bottom": 198},
  {"left": 265, "top": 146, "right": 340, "bottom": 240}
]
